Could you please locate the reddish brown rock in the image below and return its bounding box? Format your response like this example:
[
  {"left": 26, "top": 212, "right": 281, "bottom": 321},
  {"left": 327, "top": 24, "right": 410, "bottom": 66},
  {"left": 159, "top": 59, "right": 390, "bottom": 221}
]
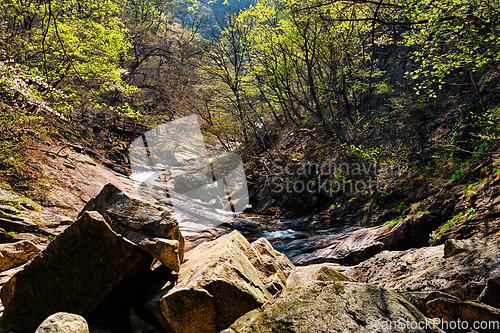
[
  {"left": 0, "top": 240, "right": 41, "bottom": 272},
  {"left": 425, "top": 298, "right": 500, "bottom": 332}
]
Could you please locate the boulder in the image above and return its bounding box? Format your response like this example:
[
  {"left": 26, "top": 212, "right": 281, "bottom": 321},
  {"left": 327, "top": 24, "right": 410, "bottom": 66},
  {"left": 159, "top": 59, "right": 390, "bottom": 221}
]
[
  {"left": 0, "top": 264, "right": 24, "bottom": 314},
  {"left": 444, "top": 238, "right": 487, "bottom": 258},
  {"left": 244, "top": 237, "right": 295, "bottom": 294},
  {"left": 477, "top": 279, "right": 500, "bottom": 309},
  {"left": 346, "top": 239, "right": 500, "bottom": 301},
  {"left": 222, "top": 281, "right": 445, "bottom": 333},
  {"left": 286, "top": 264, "right": 354, "bottom": 288},
  {"left": 173, "top": 173, "right": 213, "bottom": 193},
  {"left": 400, "top": 291, "right": 433, "bottom": 309},
  {"left": 79, "top": 183, "right": 184, "bottom": 271},
  {"left": 130, "top": 309, "right": 162, "bottom": 333},
  {"left": 416, "top": 291, "right": 461, "bottom": 316},
  {"left": 35, "top": 312, "right": 89, "bottom": 333},
  {"left": 146, "top": 230, "right": 270, "bottom": 333},
  {"left": 344, "top": 245, "right": 444, "bottom": 285},
  {"left": 0, "top": 240, "right": 41, "bottom": 272},
  {"left": 425, "top": 298, "right": 500, "bottom": 332},
  {"left": 0, "top": 211, "right": 151, "bottom": 332}
]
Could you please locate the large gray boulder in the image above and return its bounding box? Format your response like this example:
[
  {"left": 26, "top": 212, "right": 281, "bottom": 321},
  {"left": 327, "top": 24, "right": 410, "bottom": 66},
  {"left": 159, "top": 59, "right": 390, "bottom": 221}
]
[
  {"left": 0, "top": 211, "right": 151, "bottom": 332},
  {"left": 79, "top": 183, "right": 184, "bottom": 271},
  {"left": 222, "top": 281, "right": 445, "bottom": 333},
  {"left": 35, "top": 312, "right": 89, "bottom": 333},
  {"left": 146, "top": 231, "right": 270, "bottom": 333}
]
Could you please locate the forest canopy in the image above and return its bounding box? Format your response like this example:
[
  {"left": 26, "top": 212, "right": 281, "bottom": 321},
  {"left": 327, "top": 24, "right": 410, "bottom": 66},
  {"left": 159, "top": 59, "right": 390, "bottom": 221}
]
[{"left": 0, "top": 0, "right": 499, "bottom": 178}]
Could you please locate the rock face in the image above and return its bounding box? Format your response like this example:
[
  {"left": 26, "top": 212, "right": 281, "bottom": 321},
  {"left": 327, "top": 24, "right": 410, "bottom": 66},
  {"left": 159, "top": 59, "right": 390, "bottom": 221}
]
[
  {"left": 276, "top": 212, "right": 442, "bottom": 265},
  {"left": 0, "top": 240, "right": 41, "bottom": 272},
  {"left": 344, "top": 245, "right": 444, "bottom": 286},
  {"left": 35, "top": 312, "right": 89, "bottom": 333},
  {"left": 79, "top": 183, "right": 184, "bottom": 271},
  {"left": 416, "top": 291, "right": 461, "bottom": 316},
  {"left": 285, "top": 264, "right": 354, "bottom": 288},
  {"left": 346, "top": 239, "right": 500, "bottom": 301},
  {"left": 222, "top": 281, "right": 445, "bottom": 333},
  {"left": 146, "top": 231, "right": 271, "bottom": 333},
  {"left": 443, "top": 238, "right": 487, "bottom": 258},
  {"left": 0, "top": 211, "right": 150, "bottom": 333},
  {"left": 244, "top": 237, "right": 295, "bottom": 295},
  {"left": 478, "top": 279, "right": 500, "bottom": 309},
  {"left": 424, "top": 298, "right": 500, "bottom": 332},
  {"left": 435, "top": 169, "right": 500, "bottom": 244}
]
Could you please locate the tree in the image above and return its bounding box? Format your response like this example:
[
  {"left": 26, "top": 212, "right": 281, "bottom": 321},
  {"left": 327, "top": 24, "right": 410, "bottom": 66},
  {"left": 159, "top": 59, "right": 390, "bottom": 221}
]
[{"left": 402, "top": 0, "right": 500, "bottom": 111}]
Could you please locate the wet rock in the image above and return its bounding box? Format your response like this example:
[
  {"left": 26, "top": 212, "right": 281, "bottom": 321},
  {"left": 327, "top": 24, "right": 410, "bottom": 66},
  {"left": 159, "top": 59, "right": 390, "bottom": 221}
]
[
  {"left": 146, "top": 230, "right": 270, "bottom": 333},
  {"left": 0, "top": 240, "right": 41, "bottom": 272},
  {"left": 0, "top": 211, "right": 151, "bottom": 333},
  {"left": 79, "top": 183, "right": 184, "bottom": 271},
  {"left": 444, "top": 239, "right": 487, "bottom": 258},
  {"left": 245, "top": 237, "right": 295, "bottom": 295},
  {"left": 276, "top": 226, "right": 385, "bottom": 265},
  {"left": 222, "top": 281, "right": 444, "bottom": 333},
  {"left": 285, "top": 264, "right": 354, "bottom": 288},
  {"left": 35, "top": 312, "right": 89, "bottom": 333}
]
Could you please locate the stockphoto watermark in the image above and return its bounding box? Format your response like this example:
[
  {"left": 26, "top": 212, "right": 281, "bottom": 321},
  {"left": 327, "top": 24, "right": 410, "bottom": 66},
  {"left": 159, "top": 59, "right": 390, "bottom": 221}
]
[
  {"left": 367, "top": 317, "right": 500, "bottom": 331},
  {"left": 128, "top": 115, "right": 249, "bottom": 231},
  {"left": 265, "top": 160, "right": 401, "bottom": 196}
]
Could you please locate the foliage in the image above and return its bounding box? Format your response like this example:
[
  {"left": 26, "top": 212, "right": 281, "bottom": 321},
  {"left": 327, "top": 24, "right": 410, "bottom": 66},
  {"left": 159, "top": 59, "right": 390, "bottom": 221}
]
[
  {"left": 386, "top": 216, "right": 404, "bottom": 228},
  {"left": 394, "top": 201, "right": 406, "bottom": 209},
  {"left": 429, "top": 207, "right": 475, "bottom": 244},
  {"left": 403, "top": 0, "right": 500, "bottom": 99}
]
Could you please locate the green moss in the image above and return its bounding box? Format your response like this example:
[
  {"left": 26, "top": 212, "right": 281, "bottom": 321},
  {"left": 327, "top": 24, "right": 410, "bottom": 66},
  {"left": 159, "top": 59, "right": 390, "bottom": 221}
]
[
  {"left": 386, "top": 217, "right": 404, "bottom": 228},
  {"left": 429, "top": 207, "right": 475, "bottom": 245}
]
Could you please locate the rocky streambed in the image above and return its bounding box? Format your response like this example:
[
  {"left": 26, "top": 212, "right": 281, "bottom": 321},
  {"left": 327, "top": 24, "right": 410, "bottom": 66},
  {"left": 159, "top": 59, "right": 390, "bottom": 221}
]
[
  {"left": 0, "top": 182, "right": 499, "bottom": 332},
  {"left": 1, "top": 149, "right": 500, "bottom": 332}
]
